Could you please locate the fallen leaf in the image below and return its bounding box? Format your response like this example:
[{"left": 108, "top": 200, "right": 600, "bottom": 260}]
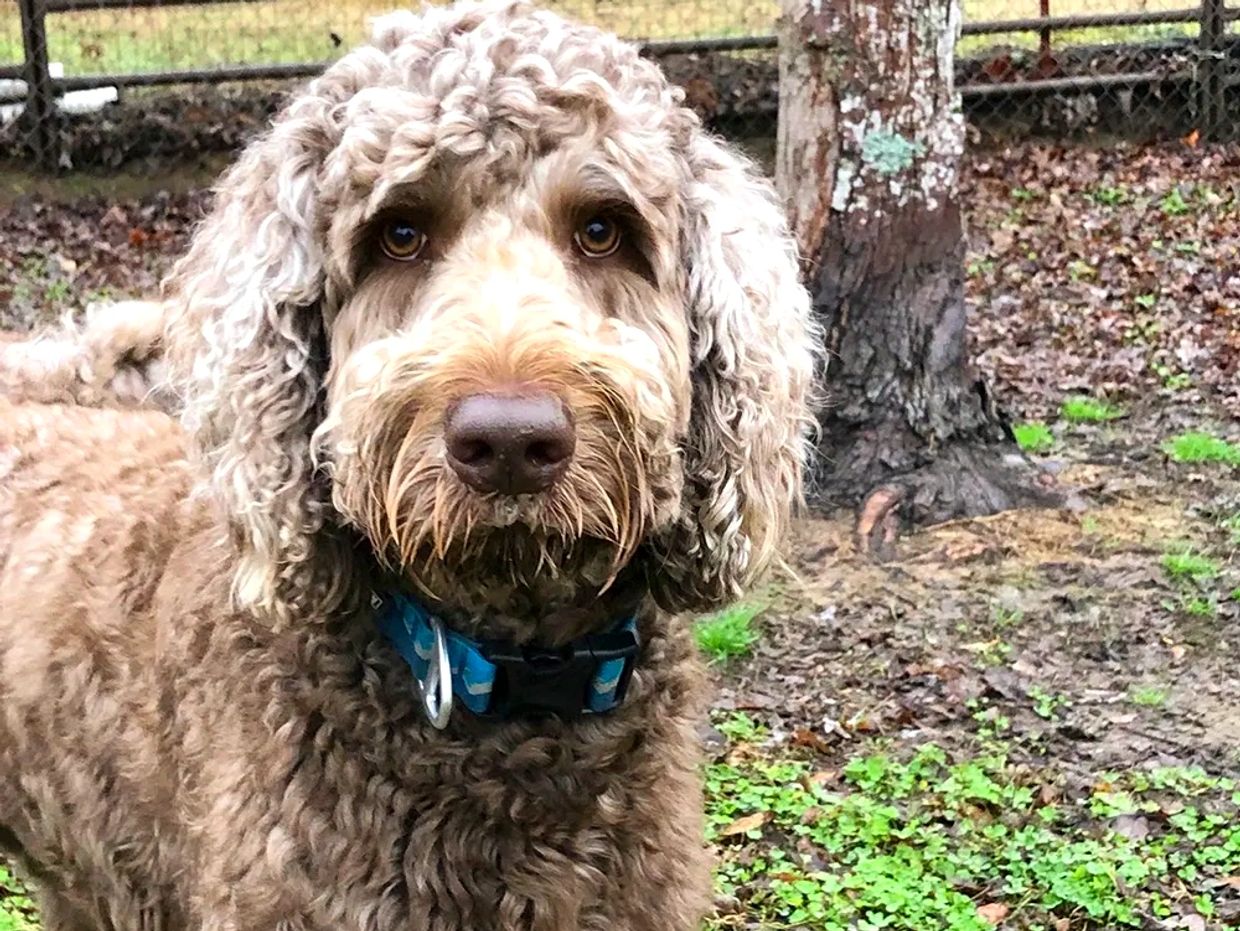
[
  {"left": 848, "top": 715, "right": 878, "bottom": 733},
  {"left": 101, "top": 204, "right": 128, "bottom": 227},
  {"left": 943, "top": 538, "right": 993, "bottom": 562},
  {"left": 977, "top": 902, "right": 1009, "bottom": 925},
  {"left": 719, "top": 811, "right": 771, "bottom": 837},
  {"left": 1037, "top": 784, "right": 1061, "bottom": 807},
  {"left": 790, "top": 728, "right": 833, "bottom": 752},
  {"left": 1113, "top": 814, "right": 1149, "bottom": 840}
]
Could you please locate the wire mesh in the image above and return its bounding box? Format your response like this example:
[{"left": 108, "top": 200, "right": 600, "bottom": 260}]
[
  {"left": 0, "top": 0, "right": 1237, "bottom": 168},
  {"left": 961, "top": 0, "right": 1240, "bottom": 142}
]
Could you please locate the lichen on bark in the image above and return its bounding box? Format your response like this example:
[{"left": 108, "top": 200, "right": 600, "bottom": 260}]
[{"left": 777, "top": 0, "right": 1065, "bottom": 537}]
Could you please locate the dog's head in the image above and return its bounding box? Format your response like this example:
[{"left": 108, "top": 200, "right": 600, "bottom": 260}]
[{"left": 167, "top": 0, "right": 816, "bottom": 633}]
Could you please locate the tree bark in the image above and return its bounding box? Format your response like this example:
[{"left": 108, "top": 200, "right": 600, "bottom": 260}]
[{"left": 777, "top": 0, "right": 1062, "bottom": 545}]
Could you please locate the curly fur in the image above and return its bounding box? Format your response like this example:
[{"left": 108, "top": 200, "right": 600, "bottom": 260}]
[
  {"left": 0, "top": 300, "right": 171, "bottom": 409},
  {"left": 0, "top": 3, "right": 817, "bottom": 929}
]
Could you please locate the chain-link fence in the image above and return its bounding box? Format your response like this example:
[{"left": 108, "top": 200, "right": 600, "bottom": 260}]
[
  {"left": 961, "top": 0, "right": 1240, "bottom": 142},
  {"left": 1, "top": 0, "right": 1238, "bottom": 169}
]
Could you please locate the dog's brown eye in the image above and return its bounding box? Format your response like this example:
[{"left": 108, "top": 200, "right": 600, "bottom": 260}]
[
  {"left": 379, "top": 219, "right": 428, "bottom": 261},
  {"left": 574, "top": 216, "right": 621, "bottom": 258}
]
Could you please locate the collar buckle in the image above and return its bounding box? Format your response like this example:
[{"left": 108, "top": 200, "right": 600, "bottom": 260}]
[
  {"left": 374, "top": 590, "right": 641, "bottom": 724},
  {"left": 480, "top": 626, "right": 640, "bottom": 719}
]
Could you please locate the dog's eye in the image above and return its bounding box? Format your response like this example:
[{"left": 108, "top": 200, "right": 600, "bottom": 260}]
[
  {"left": 574, "top": 215, "right": 622, "bottom": 258},
  {"left": 379, "top": 219, "right": 428, "bottom": 261}
]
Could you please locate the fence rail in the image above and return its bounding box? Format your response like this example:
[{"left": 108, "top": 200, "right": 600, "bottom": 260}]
[
  {"left": 43, "top": 0, "right": 254, "bottom": 11},
  {"left": 962, "top": 5, "right": 1227, "bottom": 33},
  {"left": 4, "top": 0, "right": 1240, "bottom": 168}
]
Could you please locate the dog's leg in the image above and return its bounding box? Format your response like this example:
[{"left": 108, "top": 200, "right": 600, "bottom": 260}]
[
  {"left": 0, "top": 841, "right": 97, "bottom": 931},
  {"left": 36, "top": 889, "right": 99, "bottom": 931}
]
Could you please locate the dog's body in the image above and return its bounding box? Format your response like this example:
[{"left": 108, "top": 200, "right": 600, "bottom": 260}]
[
  {"left": 0, "top": 300, "right": 169, "bottom": 409},
  {"left": 0, "top": 3, "right": 816, "bottom": 928},
  {"left": 0, "top": 400, "right": 706, "bottom": 931}
]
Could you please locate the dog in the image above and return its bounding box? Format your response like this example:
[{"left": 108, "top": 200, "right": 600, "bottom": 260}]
[
  {"left": 0, "top": 3, "right": 816, "bottom": 928},
  {"left": 0, "top": 299, "right": 169, "bottom": 408}
]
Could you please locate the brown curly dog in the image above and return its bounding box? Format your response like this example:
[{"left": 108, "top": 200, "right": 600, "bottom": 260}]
[
  {"left": 0, "top": 299, "right": 167, "bottom": 408},
  {"left": 0, "top": 2, "right": 816, "bottom": 929}
]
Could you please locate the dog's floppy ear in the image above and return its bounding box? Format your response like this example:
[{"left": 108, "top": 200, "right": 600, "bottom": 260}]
[
  {"left": 164, "top": 91, "right": 347, "bottom": 622},
  {"left": 650, "top": 134, "right": 818, "bottom": 613}
]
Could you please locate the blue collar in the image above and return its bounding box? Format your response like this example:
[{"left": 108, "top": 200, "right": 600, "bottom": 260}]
[{"left": 374, "top": 591, "right": 640, "bottom": 726}]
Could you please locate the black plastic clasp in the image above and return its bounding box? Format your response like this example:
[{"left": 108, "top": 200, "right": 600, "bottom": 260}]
[{"left": 480, "top": 627, "right": 640, "bottom": 718}]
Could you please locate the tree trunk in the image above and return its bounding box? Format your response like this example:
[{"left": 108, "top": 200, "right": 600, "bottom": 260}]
[{"left": 776, "top": 0, "right": 1062, "bottom": 545}]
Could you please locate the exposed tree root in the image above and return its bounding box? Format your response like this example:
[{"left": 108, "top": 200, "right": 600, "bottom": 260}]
[{"left": 845, "top": 442, "right": 1074, "bottom": 557}]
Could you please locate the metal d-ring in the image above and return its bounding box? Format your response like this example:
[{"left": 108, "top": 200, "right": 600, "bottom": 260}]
[{"left": 418, "top": 614, "right": 454, "bottom": 730}]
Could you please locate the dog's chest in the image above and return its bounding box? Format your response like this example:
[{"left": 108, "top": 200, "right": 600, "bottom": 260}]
[
  {"left": 176, "top": 612, "right": 699, "bottom": 931},
  {"left": 206, "top": 705, "right": 649, "bottom": 931}
]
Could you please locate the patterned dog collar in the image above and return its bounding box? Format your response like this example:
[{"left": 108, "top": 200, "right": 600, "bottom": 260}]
[{"left": 374, "top": 591, "right": 640, "bottom": 728}]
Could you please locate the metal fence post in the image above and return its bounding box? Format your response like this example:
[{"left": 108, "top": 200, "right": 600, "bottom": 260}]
[
  {"left": 1198, "top": 0, "right": 1226, "bottom": 140},
  {"left": 1038, "top": 0, "right": 1051, "bottom": 64},
  {"left": 17, "top": 0, "right": 59, "bottom": 169}
]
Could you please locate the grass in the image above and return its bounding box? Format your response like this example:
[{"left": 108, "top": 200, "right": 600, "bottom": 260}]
[
  {"left": 1181, "top": 595, "right": 1216, "bottom": 617},
  {"left": 1129, "top": 685, "right": 1169, "bottom": 707},
  {"left": 0, "top": 0, "right": 775, "bottom": 76},
  {"left": 695, "top": 602, "right": 763, "bottom": 663},
  {"left": 0, "top": 863, "right": 36, "bottom": 931},
  {"left": 1161, "top": 549, "right": 1220, "bottom": 583},
  {"left": 0, "top": 0, "right": 1207, "bottom": 78},
  {"left": 1027, "top": 686, "right": 1067, "bottom": 721},
  {"left": 1160, "top": 188, "right": 1193, "bottom": 216},
  {"left": 1089, "top": 184, "right": 1129, "bottom": 206},
  {"left": 1162, "top": 431, "right": 1240, "bottom": 466},
  {"left": 706, "top": 726, "right": 1240, "bottom": 931},
  {"left": 988, "top": 604, "right": 1023, "bottom": 630},
  {"left": 1223, "top": 513, "right": 1240, "bottom": 546},
  {"left": 1060, "top": 395, "right": 1124, "bottom": 424},
  {"left": 12, "top": 719, "right": 1237, "bottom": 931},
  {"left": 1013, "top": 421, "right": 1054, "bottom": 455}
]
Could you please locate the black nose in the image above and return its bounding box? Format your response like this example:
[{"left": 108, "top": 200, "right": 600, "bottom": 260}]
[{"left": 444, "top": 392, "right": 576, "bottom": 495}]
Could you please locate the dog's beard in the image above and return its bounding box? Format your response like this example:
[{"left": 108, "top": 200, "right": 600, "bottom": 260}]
[
  {"left": 395, "top": 531, "right": 642, "bottom": 641},
  {"left": 321, "top": 370, "right": 683, "bottom": 640}
]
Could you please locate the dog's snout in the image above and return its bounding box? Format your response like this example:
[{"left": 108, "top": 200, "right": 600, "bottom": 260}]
[{"left": 444, "top": 393, "right": 575, "bottom": 495}]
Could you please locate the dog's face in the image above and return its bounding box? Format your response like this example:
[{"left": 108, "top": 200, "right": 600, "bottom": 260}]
[
  {"left": 317, "top": 134, "right": 691, "bottom": 621},
  {"left": 167, "top": 1, "right": 816, "bottom": 630}
]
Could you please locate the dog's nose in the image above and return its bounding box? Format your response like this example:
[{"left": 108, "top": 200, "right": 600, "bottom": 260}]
[{"left": 444, "top": 392, "right": 575, "bottom": 495}]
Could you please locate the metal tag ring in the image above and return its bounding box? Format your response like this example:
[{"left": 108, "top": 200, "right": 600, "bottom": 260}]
[{"left": 418, "top": 614, "right": 454, "bottom": 730}]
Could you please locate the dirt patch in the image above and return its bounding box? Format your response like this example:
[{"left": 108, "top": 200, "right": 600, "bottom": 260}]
[
  {"left": 717, "top": 450, "right": 1240, "bottom": 775},
  {"left": 703, "top": 439, "right": 1239, "bottom": 928}
]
